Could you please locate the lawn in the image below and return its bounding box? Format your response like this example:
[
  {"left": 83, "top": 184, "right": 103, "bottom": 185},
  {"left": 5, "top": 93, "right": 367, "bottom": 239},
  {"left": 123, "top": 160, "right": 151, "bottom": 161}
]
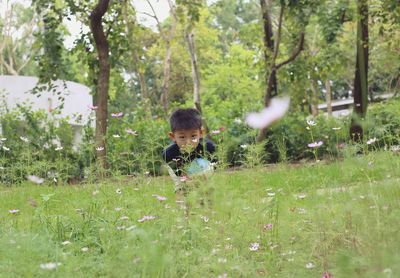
[{"left": 1, "top": 151, "right": 399, "bottom": 277}]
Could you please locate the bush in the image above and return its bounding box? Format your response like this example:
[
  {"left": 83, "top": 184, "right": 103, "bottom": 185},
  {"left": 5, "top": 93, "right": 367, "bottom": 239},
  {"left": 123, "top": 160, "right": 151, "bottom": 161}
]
[{"left": 1, "top": 97, "right": 399, "bottom": 185}]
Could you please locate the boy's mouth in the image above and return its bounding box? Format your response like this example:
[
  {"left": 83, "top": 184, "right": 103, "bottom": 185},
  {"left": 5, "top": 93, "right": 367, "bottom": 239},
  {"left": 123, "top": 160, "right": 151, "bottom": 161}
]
[{"left": 180, "top": 144, "right": 195, "bottom": 153}]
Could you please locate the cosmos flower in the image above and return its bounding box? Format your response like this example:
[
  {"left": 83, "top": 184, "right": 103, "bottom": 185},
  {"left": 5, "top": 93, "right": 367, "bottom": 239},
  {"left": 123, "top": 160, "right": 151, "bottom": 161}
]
[
  {"left": 61, "top": 241, "right": 71, "bottom": 246},
  {"left": 116, "top": 188, "right": 122, "bottom": 194},
  {"left": 297, "top": 193, "right": 306, "bottom": 199},
  {"left": 249, "top": 242, "right": 260, "bottom": 251},
  {"left": 27, "top": 175, "right": 44, "bottom": 184},
  {"left": 211, "top": 129, "right": 221, "bottom": 135},
  {"left": 307, "top": 120, "right": 317, "bottom": 126},
  {"left": 366, "top": 138, "right": 377, "bottom": 145},
  {"left": 2, "top": 146, "right": 10, "bottom": 151},
  {"left": 9, "top": 209, "right": 20, "bottom": 214},
  {"left": 308, "top": 141, "right": 323, "bottom": 148},
  {"left": 125, "top": 128, "right": 138, "bottom": 136},
  {"left": 306, "top": 262, "right": 315, "bottom": 269},
  {"left": 200, "top": 215, "right": 209, "bottom": 223},
  {"left": 152, "top": 194, "right": 167, "bottom": 201},
  {"left": 111, "top": 112, "right": 124, "bottom": 118},
  {"left": 112, "top": 134, "right": 121, "bottom": 138},
  {"left": 20, "top": 136, "right": 29, "bottom": 143},
  {"left": 87, "top": 105, "right": 98, "bottom": 110},
  {"left": 81, "top": 247, "right": 89, "bottom": 252},
  {"left": 40, "top": 262, "right": 61, "bottom": 270},
  {"left": 264, "top": 223, "right": 273, "bottom": 230},
  {"left": 0, "top": 138, "right": 6, "bottom": 141},
  {"left": 245, "top": 97, "right": 290, "bottom": 129},
  {"left": 322, "top": 272, "right": 333, "bottom": 278},
  {"left": 96, "top": 146, "right": 104, "bottom": 151},
  {"left": 55, "top": 146, "right": 63, "bottom": 151},
  {"left": 137, "top": 215, "right": 156, "bottom": 223}
]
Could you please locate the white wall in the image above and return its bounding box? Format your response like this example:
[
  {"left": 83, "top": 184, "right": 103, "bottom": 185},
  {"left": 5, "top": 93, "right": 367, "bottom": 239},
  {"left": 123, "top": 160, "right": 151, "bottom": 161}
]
[{"left": 0, "top": 75, "right": 93, "bottom": 126}]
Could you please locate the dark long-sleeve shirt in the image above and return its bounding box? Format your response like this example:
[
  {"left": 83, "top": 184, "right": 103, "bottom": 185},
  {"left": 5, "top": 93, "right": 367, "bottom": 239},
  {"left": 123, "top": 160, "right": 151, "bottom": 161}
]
[{"left": 162, "top": 138, "right": 216, "bottom": 175}]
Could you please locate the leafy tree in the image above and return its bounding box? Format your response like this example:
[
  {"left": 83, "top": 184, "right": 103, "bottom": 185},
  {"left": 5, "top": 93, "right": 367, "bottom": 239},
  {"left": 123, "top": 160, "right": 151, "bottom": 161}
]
[
  {"left": 350, "top": 0, "right": 368, "bottom": 141},
  {"left": 0, "top": 2, "right": 38, "bottom": 75}
]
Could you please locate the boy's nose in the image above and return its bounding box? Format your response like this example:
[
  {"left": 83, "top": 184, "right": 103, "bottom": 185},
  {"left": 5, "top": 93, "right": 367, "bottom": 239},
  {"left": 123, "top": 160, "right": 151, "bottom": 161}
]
[{"left": 185, "top": 139, "right": 193, "bottom": 145}]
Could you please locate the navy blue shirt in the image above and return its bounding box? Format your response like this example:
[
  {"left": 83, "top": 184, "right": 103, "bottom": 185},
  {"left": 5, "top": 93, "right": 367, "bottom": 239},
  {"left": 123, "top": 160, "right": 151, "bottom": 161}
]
[{"left": 162, "top": 138, "right": 216, "bottom": 174}]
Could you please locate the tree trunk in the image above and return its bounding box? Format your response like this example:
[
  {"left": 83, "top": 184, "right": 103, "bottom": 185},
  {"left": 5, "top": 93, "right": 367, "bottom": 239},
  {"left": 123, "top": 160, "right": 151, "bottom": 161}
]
[
  {"left": 160, "top": 0, "right": 177, "bottom": 117},
  {"left": 310, "top": 77, "right": 319, "bottom": 116},
  {"left": 138, "top": 67, "right": 152, "bottom": 120},
  {"left": 133, "top": 52, "right": 152, "bottom": 120},
  {"left": 161, "top": 41, "right": 173, "bottom": 116},
  {"left": 185, "top": 29, "right": 209, "bottom": 133},
  {"left": 185, "top": 31, "right": 201, "bottom": 112},
  {"left": 89, "top": 0, "right": 111, "bottom": 170},
  {"left": 260, "top": 0, "right": 277, "bottom": 104},
  {"left": 325, "top": 80, "right": 332, "bottom": 116},
  {"left": 350, "top": 0, "right": 368, "bottom": 142}
]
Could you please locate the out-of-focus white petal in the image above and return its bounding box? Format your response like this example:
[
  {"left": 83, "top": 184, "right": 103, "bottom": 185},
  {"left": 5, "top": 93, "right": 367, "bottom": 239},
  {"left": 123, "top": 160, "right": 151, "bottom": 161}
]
[{"left": 245, "top": 97, "right": 290, "bottom": 129}]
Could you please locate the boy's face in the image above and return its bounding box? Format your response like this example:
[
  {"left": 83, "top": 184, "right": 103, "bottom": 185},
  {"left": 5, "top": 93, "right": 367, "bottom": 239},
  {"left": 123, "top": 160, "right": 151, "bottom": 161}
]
[{"left": 169, "top": 128, "right": 203, "bottom": 153}]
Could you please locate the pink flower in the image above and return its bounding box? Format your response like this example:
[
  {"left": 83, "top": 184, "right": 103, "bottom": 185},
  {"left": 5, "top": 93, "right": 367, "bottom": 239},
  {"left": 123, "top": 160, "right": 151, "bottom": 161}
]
[
  {"left": 138, "top": 215, "right": 156, "bottom": 223},
  {"left": 211, "top": 130, "right": 221, "bottom": 135},
  {"left": 308, "top": 141, "right": 323, "bottom": 148},
  {"left": 249, "top": 242, "right": 259, "bottom": 251},
  {"left": 246, "top": 97, "right": 290, "bottom": 129},
  {"left": 111, "top": 112, "right": 124, "bottom": 118},
  {"left": 125, "top": 128, "right": 138, "bottom": 136},
  {"left": 87, "top": 105, "right": 98, "bottom": 110},
  {"left": 180, "top": 176, "right": 188, "bottom": 182},
  {"left": 152, "top": 194, "right": 167, "bottom": 201},
  {"left": 322, "top": 272, "right": 333, "bottom": 278},
  {"left": 9, "top": 209, "right": 20, "bottom": 214},
  {"left": 264, "top": 223, "right": 273, "bottom": 230}
]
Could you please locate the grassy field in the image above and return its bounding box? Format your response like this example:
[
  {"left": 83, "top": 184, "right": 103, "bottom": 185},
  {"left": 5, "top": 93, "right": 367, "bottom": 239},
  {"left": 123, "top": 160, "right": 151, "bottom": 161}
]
[{"left": 1, "top": 151, "right": 399, "bottom": 277}]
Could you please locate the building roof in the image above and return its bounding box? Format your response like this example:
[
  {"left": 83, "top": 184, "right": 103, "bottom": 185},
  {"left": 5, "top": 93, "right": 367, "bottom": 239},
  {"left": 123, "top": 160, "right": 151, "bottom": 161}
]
[{"left": 0, "top": 75, "right": 93, "bottom": 126}]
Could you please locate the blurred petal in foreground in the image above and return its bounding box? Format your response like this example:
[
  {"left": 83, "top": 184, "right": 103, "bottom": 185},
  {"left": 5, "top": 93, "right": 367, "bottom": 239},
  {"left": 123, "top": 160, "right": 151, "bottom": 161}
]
[{"left": 245, "top": 97, "right": 290, "bottom": 129}]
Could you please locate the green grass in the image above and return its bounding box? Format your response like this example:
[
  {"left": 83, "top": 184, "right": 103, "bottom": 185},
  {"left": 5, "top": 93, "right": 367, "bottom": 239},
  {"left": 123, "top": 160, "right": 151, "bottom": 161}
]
[{"left": 1, "top": 151, "right": 400, "bottom": 277}]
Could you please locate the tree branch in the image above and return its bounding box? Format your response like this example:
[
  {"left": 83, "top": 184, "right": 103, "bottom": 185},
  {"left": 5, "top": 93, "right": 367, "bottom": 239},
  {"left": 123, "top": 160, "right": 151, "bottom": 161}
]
[
  {"left": 276, "top": 32, "right": 305, "bottom": 70},
  {"left": 272, "top": 4, "right": 285, "bottom": 62},
  {"left": 145, "top": 0, "right": 165, "bottom": 39}
]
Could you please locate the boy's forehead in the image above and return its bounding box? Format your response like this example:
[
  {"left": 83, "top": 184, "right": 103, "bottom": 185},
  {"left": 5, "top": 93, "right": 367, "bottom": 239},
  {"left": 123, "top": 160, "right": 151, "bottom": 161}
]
[{"left": 174, "top": 129, "right": 200, "bottom": 134}]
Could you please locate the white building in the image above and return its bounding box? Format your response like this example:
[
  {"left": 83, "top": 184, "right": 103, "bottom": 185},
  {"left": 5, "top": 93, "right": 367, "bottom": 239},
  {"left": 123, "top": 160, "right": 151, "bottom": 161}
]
[{"left": 0, "top": 75, "right": 94, "bottom": 146}]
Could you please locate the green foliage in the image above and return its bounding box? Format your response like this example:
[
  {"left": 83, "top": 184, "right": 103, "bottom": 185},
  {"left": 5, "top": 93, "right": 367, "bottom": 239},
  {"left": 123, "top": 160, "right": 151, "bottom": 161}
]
[{"left": 0, "top": 103, "right": 84, "bottom": 185}]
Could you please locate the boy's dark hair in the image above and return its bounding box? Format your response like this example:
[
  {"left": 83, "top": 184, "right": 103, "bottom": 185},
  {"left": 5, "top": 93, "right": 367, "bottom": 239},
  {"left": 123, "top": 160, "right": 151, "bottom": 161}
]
[{"left": 170, "top": 108, "right": 202, "bottom": 131}]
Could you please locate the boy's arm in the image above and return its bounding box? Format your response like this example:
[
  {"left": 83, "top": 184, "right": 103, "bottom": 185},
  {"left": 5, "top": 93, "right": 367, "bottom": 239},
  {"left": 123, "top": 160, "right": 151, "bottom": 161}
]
[{"left": 162, "top": 143, "right": 180, "bottom": 163}]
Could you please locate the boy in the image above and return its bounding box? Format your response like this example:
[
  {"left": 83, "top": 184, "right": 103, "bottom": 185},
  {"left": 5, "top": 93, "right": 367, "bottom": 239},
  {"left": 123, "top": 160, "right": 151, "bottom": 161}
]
[
  {"left": 163, "top": 108, "right": 216, "bottom": 216},
  {"left": 162, "top": 108, "right": 216, "bottom": 177}
]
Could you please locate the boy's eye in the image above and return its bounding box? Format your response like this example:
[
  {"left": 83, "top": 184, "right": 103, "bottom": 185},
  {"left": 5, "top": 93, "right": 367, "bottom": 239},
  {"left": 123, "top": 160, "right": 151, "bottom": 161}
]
[{"left": 179, "top": 136, "right": 185, "bottom": 139}]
